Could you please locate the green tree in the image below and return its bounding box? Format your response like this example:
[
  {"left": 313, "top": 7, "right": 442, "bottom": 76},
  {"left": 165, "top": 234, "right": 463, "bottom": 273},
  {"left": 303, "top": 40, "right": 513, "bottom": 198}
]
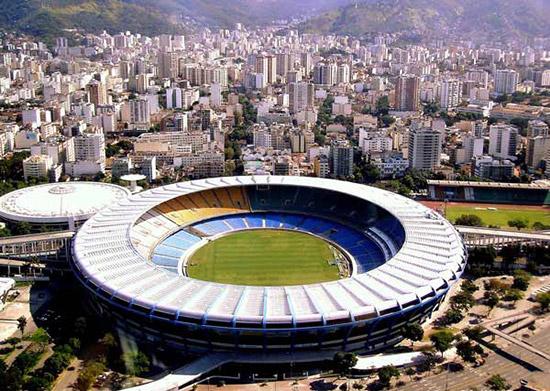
[
  {"left": 532, "top": 221, "right": 550, "bottom": 230},
  {"left": 502, "top": 288, "right": 523, "bottom": 304},
  {"left": 123, "top": 351, "right": 150, "bottom": 376},
  {"left": 25, "top": 375, "right": 52, "bottom": 391},
  {"left": 17, "top": 316, "right": 27, "bottom": 337},
  {"left": 460, "top": 280, "right": 479, "bottom": 294},
  {"left": 455, "top": 214, "right": 483, "bottom": 227},
  {"left": 430, "top": 329, "right": 455, "bottom": 357},
  {"left": 508, "top": 218, "right": 528, "bottom": 230},
  {"left": 485, "top": 374, "right": 510, "bottom": 390},
  {"left": 375, "top": 96, "right": 390, "bottom": 116},
  {"left": 12, "top": 222, "right": 32, "bottom": 236},
  {"left": 484, "top": 291, "right": 500, "bottom": 314},
  {"left": 0, "top": 225, "right": 11, "bottom": 237},
  {"left": 377, "top": 365, "right": 400, "bottom": 388},
  {"left": 380, "top": 114, "right": 395, "bottom": 127},
  {"left": 442, "top": 308, "right": 464, "bottom": 325},
  {"left": 333, "top": 352, "right": 358, "bottom": 375},
  {"left": 464, "top": 326, "right": 484, "bottom": 341},
  {"left": 450, "top": 291, "right": 475, "bottom": 312},
  {"left": 76, "top": 360, "right": 106, "bottom": 391},
  {"left": 401, "top": 323, "right": 424, "bottom": 347},
  {"left": 456, "top": 339, "right": 484, "bottom": 363},
  {"left": 0, "top": 360, "right": 23, "bottom": 391},
  {"left": 29, "top": 328, "right": 50, "bottom": 352},
  {"left": 511, "top": 270, "right": 531, "bottom": 291},
  {"left": 536, "top": 292, "right": 550, "bottom": 312}
]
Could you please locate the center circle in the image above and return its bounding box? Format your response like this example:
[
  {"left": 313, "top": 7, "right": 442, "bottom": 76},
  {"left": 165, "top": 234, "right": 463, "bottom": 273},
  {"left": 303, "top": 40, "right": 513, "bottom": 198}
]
[{"left": 186, "top": 229, "right": 350, "bottom": 286}]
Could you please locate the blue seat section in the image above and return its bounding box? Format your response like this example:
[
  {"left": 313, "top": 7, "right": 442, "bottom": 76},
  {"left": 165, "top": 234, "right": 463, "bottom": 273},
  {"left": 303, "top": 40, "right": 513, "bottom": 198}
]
[
  {"left": 264, "top": 214, "right": 282, "bottom": 228},
  {"left": 245, "top": 214, "right": 264, "bottom": 228},
  {"left": 224, "top": 216, "right": 247, "bottom": 230},
  {"left": 163, "top": 231, "right": 201, "bottom": 249},
  {"left": 151, "top": 230, "right": 202, "bottom": 270},
  {"left": 193, "top": 220, "right": 229, "bottom": 236},
  {"left": 154, "top": 244, "right": 185, "bottom": 259},
  {"left": 151, "top": 254, "right": 180, "bottom": 268},
  {"left": 280, "top": 214, "right": 305, "bottom": 229},
  {"left": 246, "top": 185, "right": 406, "bottom": 253},
  {"left": 371, "top": 218, "right": 405, "bottom": 251},
  {"left": 329, "top": 227, "right": 365, "bottom": 248}
]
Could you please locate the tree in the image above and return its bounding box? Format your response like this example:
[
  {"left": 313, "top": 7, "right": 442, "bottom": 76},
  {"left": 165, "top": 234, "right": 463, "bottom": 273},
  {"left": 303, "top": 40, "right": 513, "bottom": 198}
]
[
  {"left": 12, "top": 222, "right": 32, "bottom": 236},
  {"left": 450, "top": 291, "right": 475, "bottom": 312},
  {"left": 532, "top": 221, "right": 550, "bottom": 231},
  {"left": 507, "top": 218, "right": 528, "bottom": 231},
  {"left": 511, "top": 270, "right": 531, "bottom": 291},
  {"left": 25, "top": 375, "right": 52, "bottom": 391},
  {"left": 76, "top": 360, "right": 106, "bottom": 391},
  {"left": 464, "top": 326, "right": 484, "bottom": 341},
  {"left": 377, "top": 365, "right": 400, "bottom": 388},
  {"left": 456, "top": 340, "right": 484, "bottom": 363},
  {"left": 536, "top": 292, "right": 550, "bottom": 312},
  {"left": 333, "top": 352, "right": 358, "bottom": 375},
  {"left": 484, "top": 291, "right": 500, "bottom": 314},
  {"left": 29, "top": 328, "right": 50, "bottom": 352},
  {"left": 123, "top": 351, "right": 150, "bottom": 376},
  {"left": 17, "top": 316, "right": 27, "bottom": 337},
  {"left": 502, "top": 288, "right": 523, "bottom": 304},
  {"left": 460, "top": 280, "right": 479, "bottom": 295},
  {"left": 455, "top": 214, "right": 483, "bottom": 227},
  {"left": 401, "top": 323, "right": 424, "bottom": 347},
  {"left": 430, "top": 329, "right": 455, "bottom": 357},
  {"left": 485, "top": 374, "right": 510, "bottom": 390},
  {"left": 380, "top": 114, "right": 395, "bottom": 127},
  {"left": 375, "top": 96, "right": 390, "bottom": 116},
  {"left": 442, "top": 308, "right": 464, "bottom": 325}
]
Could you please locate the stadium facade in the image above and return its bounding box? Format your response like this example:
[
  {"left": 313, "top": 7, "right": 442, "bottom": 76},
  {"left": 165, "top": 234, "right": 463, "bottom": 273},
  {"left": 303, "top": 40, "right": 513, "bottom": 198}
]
[{"left": 72, "top": 176, "right": 466, "bottom": 357}]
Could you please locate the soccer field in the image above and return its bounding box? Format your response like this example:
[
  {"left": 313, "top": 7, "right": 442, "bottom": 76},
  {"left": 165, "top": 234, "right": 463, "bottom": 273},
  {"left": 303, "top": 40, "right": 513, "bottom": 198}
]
[
  {"left": 445, "top": 205, "right": 550, "bottom": 229},
  {"left": 187, "top": 229, "right": 341, "bottom": 286}
]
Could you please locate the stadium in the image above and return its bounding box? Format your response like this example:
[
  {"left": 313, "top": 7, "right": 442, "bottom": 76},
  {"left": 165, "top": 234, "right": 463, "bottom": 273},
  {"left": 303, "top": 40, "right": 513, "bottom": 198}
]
[{"left": 71, "top": 176, "right": 466, "bottom": 357}]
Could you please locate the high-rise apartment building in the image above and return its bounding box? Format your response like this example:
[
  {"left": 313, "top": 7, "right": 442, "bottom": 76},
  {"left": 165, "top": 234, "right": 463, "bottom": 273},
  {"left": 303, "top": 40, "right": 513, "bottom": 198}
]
[
  {"left": 408, "top": 128, "right": 442, "bottom": 170},
  {"left": 329, "top": 140, "right": 353, "bottom": 177},
  {"left": 287, "top": 82, "right": 314, "bottom": 114},
  {"left": 255, "top": 54, "right": 277, "bottom": 85},
  {"left": 88, "top": 80, "right": 108, "bottom": 106},
  {"left": 158, "top": 51, "right": 179, "bottom": 79},
  {"left": 313, "top": 62, "right": 337, "bottom": 86},
  {"left": 440, "top": 79, "right": 462, "bottom": 109},
  {"left": 395, "top": 75, "right": 420, "bottom": 111},
  {"left": 488, "top": 124, "right": 518, "bottom": 160},
  {"left": 494, "top": 69, "right": 519, "bottom": 94}
]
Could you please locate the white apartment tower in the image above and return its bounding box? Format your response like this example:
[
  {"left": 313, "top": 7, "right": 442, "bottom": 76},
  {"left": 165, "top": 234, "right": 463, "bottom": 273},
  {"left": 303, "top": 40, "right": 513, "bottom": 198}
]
[
  {"left": 440, "top": 79, "right": 462, "bottom": 109},
  {"left": 408, "top": 128, "right": 442, "bottom": 170},
  {"left": 488, "top": 124, "right": 518, "bottom": 160}
]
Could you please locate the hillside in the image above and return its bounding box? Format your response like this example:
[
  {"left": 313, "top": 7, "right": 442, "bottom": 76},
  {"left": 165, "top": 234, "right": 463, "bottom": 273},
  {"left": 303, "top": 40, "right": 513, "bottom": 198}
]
[
  {"left": 0, "top": 0, "right": 184, "bottom": 42},
  {"left": 170, "top": 0, "right": 354, "bottom": 27},
  {"left": 300, "top": 0, "right": 550, "bottom": 41}
]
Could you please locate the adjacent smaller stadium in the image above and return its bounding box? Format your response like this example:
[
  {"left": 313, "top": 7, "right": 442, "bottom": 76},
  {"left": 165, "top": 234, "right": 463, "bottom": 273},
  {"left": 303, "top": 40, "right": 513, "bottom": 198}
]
[
  {"left": 0, "top": 182, "right": 130, "bottom": 231},
  {"left": 72, "top": 176, "right": 466, "bottom": 358}
]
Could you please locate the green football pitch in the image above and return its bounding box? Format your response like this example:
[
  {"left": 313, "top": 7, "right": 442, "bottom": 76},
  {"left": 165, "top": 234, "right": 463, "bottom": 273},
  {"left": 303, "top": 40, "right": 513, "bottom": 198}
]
[
  {"left": 445, "top": 205, "right": 550, "bottom": 229},
  {"left": 187, "top": 229, "right": 342, "bottom": 286}
]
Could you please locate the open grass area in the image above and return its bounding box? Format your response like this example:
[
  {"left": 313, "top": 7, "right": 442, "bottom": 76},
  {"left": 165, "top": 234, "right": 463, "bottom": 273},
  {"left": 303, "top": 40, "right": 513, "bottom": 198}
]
[
  {"left": 187, "top": 229, "right": 341, "bottom": 286},
  {"left": 445, "top": 205, "right": 550, "bottom": 229}
]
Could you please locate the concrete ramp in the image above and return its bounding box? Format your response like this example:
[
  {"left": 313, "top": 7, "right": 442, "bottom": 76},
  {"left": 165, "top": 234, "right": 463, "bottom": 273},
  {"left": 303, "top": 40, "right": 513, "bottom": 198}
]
[{"left": 124, "top": 353, "right": 231, "bottom": 391}]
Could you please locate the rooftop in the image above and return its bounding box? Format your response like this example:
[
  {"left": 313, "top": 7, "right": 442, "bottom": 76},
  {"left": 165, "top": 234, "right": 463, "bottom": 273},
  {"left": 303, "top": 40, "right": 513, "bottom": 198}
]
[{"left": 0, "top": 182, "right": 131, "bottom": 224}]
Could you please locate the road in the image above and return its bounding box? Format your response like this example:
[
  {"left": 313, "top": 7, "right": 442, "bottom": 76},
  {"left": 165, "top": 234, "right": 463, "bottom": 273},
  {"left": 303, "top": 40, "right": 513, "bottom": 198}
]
[{"left": 399, "top": 326, "right": 550, "bottom": 391}]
